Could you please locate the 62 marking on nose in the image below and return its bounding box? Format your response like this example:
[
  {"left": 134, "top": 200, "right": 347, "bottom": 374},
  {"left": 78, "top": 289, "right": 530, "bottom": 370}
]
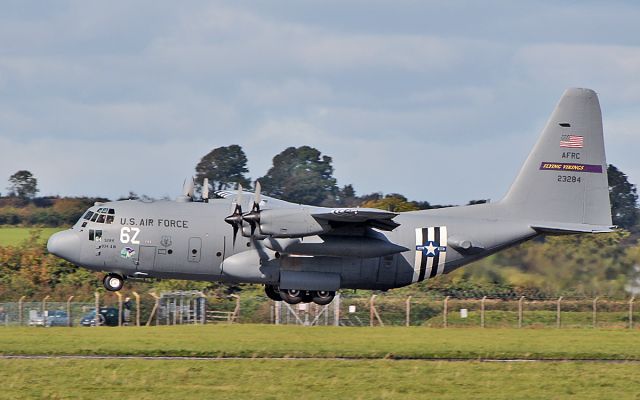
[{"left": 120, "top": 227, "right": 141, "bottom": 244}]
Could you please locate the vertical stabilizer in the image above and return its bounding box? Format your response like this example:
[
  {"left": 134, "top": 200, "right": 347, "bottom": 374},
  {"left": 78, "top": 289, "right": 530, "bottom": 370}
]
[{"left": 500, "top": 88, "right": 612, "bottom": 227}]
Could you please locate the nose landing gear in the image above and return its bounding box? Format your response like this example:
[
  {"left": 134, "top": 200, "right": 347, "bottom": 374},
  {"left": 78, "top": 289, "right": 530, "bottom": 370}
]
[{"left": 103, "top": 273, "right": 125, "bottom": 292}]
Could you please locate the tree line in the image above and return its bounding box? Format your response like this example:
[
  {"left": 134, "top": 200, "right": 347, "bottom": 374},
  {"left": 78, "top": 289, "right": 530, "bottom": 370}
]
[
  {"left": 0, "top": 144, "right": 638, "bottom": 301},
  {"left": 3, "top": 145, "right": 637, "bottom": 229}
]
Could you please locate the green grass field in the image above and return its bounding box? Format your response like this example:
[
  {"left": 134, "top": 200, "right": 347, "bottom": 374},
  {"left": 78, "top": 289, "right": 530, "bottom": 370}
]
[
  {"left": 0, "top": 227, "right": 64, "bottom": 247},
  {"left": 2, "top": 359, "right": 639, "bottom": 400},
  {"left": 1, "top": 325, "right": 640, "bottom": 360},
  {"left": 1, "top": 326, "right": 640, "bottom": 399}
]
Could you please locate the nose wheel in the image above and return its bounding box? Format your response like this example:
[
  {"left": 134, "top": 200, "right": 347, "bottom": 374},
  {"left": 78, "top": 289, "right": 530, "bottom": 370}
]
[{"left": 103, "top": 273, "right": 125, "bottom": 292}]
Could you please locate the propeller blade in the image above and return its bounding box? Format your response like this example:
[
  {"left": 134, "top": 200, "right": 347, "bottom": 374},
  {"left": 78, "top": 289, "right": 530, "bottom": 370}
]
[
  {"left": 182, "top": 177, "right": 195, "bottom": 198},
  {"left": 232, "top": 224, "right": 238, "bottom": 247},
  {"left": 202, "top": 178, "right": 209, "bottom": 201},
  {"left": 254, "top": 181, "right": 261, "bottom": 208},
  {"left": 224, "top": 182, "right": 246, "bottom": 247}
]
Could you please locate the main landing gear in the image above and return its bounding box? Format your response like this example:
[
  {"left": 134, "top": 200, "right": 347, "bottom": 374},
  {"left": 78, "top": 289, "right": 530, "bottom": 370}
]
[
  {"left": 264, "top": 285, "right": 335, "bottom": 305},
  {"left": 103, "top": 273, "right": 125, "bottom": 292}
]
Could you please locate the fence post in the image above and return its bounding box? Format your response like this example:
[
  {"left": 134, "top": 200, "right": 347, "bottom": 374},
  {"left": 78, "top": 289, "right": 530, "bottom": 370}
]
[
  {"left": 231, "top": 294, "right": 240, "bottom": 323},
  {"left": 94, "top": 292, "right": 100, "bottom": 327},
  {"left": 556, "top": 296, "right": 563, "bottom": 329},
  {"left": 405, "top": 296, "right": 412, "bottom": 327},
  {"left": 443, "top": 296, "right": 449, "bottom": 328},
  {"left": 518, "top": 296, "right": 524, "bottom": 328},
  {"left": 116, "top": 292, "right": 123, "bottom": 327},
  {"left": 480, "top": 296, "right": 486, "bottom": 328},
  {"left": 333, "top": 293, "right": 340, "bottom": 326},
  {"left": 132, "top": 291, "right": 140, "bottom": 327},
  {"left": 369, "top": 295, "right": 376, "bottom": 327},
  {"left": 147, "top": 292, "right": 160, "bottom": 326},
  {"left": 42, "top": 295, "right": 50, "bottom": 327},
  {"left": 18, "top": 296, "right": 25, "bottom": 326},
  {"left": 66, "top": 295, "right": 74, "bottom": 327},
  {"left": 630, "top": 297, "right": 635, "bottom": 330},
  {"left": 592, "top": 297, "right": 598, "bottom": 328}
]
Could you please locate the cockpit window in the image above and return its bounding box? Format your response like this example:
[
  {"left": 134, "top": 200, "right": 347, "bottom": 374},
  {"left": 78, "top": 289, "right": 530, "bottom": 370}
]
[
  {"left": 89, "top": 229, "right": 103, "bottom": 241},
  {"left": 84, "top": 208, "right": 116, "bottom": 225}
]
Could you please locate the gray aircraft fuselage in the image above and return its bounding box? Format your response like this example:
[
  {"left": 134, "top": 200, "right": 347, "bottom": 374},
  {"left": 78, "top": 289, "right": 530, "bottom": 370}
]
[
  {"left": 51, "top": 197, "right": 535, "bottom": 291},
  {"left": 47, "top": 88, "right": 614, "bottom": 301}
]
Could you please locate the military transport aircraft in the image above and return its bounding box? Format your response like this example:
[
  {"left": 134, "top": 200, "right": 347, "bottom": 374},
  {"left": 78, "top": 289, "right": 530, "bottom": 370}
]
[{"left": 48, "top": 88, "right": 613, "bottom": 305}]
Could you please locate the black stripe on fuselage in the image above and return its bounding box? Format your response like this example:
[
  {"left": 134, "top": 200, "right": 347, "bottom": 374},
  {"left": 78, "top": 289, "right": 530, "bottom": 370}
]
[
  {"left": 429, "top": 227, "right": 441, "bottom": 279},
  {"left": 418, "top": 227, "right": 428, "bottom": 281}
]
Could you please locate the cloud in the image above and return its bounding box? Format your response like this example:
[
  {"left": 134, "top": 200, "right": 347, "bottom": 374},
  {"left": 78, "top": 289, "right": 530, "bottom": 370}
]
[{"left": 0, "top": 2, "right": 639, "bottom": 203}]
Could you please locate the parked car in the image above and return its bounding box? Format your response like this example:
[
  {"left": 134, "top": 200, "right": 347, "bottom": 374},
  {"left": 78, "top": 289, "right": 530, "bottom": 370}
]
[
  {"left": 28, "top": 310, "right": 70, "bottom": 327},
  {"left": 80, "top": 307, "right": 122, "bottom": 327}
]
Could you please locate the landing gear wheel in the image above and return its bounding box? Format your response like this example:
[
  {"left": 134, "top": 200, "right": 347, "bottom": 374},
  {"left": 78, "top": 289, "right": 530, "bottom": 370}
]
[
  {"left": 103, "top": 274, "right": 124, "bottom": 292},
  {"left": 312, "top": 290, "right": 335, "bottom": 305},
  {"left": 279, "top": 289, "right": 303, "bottom": 305},
  {"left": 264, "top": 285, "right": 282, "bottom": 302}
]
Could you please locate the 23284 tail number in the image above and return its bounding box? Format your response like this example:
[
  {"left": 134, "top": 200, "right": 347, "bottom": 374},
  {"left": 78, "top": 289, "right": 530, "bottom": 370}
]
[{"left": 557, "top": 175, "right": 581, "bottom": 183}]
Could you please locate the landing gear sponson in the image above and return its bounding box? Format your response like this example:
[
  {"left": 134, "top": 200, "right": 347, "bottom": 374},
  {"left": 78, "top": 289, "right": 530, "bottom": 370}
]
[{"left": 265, "top": 285, "right": 335, "bottom": 306}]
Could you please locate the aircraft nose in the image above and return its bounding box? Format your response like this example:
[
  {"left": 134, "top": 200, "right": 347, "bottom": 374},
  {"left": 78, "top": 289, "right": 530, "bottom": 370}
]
[{"left": 47, "top": 230, "right": 81, "bottom": 262}]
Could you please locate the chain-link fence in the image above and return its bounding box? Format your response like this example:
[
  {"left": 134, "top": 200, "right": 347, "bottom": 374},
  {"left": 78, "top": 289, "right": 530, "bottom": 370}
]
[{"left": 1, "top": 292, "right": 637, "bottom": 329}]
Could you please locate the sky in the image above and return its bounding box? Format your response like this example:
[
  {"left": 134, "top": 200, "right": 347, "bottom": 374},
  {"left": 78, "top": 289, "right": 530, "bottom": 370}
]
[{"left": 0, "top": 1, "right": 639, "bottom": 204}]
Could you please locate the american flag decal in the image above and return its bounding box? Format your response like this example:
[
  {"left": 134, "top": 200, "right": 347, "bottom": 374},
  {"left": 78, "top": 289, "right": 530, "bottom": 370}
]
[{"left": 560, "top": 135, "right": 583, "bottom": 148}]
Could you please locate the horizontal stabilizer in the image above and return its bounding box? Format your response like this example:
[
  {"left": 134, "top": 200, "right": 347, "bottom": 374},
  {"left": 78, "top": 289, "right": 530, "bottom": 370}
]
[{"left": 531, "top": 222, "right": 615, "bottom": 234}]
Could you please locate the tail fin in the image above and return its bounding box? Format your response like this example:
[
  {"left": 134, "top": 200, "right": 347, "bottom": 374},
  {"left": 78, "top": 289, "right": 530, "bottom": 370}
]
[{"left": 500, "top": 88, "right": 613, "bottom": 231}]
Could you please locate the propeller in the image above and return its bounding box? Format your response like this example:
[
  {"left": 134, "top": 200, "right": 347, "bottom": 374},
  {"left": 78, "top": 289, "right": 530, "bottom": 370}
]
[
  {"left": 182, "top": 177, "right": 195, "bottom": 198},
  {"left": 224, "top": 184, "right": 244, "bottom": 247},
  {"left": 202, "top": 178, "right": 209, "bottom": 202},
  {"left": 243, "top": 181, "right": 262, "bottom": 236}
]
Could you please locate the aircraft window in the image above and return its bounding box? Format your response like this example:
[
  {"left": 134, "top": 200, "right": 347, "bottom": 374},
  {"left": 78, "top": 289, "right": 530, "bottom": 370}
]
[
  {"left": 81, "top": 222, "right": 87, "bottom": 228},
  {"left": 95, "top": 230, "right": 103, "bottom": 242},
  {"left": 96, "top": 214, "right": 106, "bottom": 224},
  {"left": 108, "top": 209, "right": 115, "bottom": 215},
  {"left": 83, "top": 211, "right": 94, "bottom": 220},
  {"left": 106, "top": 215, "right": 114, "bottom": 224},
  {"left": 89, "top": 229, "right": 95, "bottom": 241},
  {"left": 90, "top": 213, "right": 99, "bottom": 222}
]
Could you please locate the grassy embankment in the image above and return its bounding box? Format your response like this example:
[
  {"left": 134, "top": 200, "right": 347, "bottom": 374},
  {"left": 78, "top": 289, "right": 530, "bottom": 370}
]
[{"left": 0, "top": 227, "right": 64, "bottom": 247}]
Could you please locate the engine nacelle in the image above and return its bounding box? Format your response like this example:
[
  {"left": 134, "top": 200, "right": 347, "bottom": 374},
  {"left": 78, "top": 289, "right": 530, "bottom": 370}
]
[{"left": 221, "top": 249, "right": 279, "bottom": 284}]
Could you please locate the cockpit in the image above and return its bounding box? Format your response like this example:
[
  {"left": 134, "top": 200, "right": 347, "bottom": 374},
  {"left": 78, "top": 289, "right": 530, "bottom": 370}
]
[{"left": 80, "top": 207, "right": 116, "bottom": 228}]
